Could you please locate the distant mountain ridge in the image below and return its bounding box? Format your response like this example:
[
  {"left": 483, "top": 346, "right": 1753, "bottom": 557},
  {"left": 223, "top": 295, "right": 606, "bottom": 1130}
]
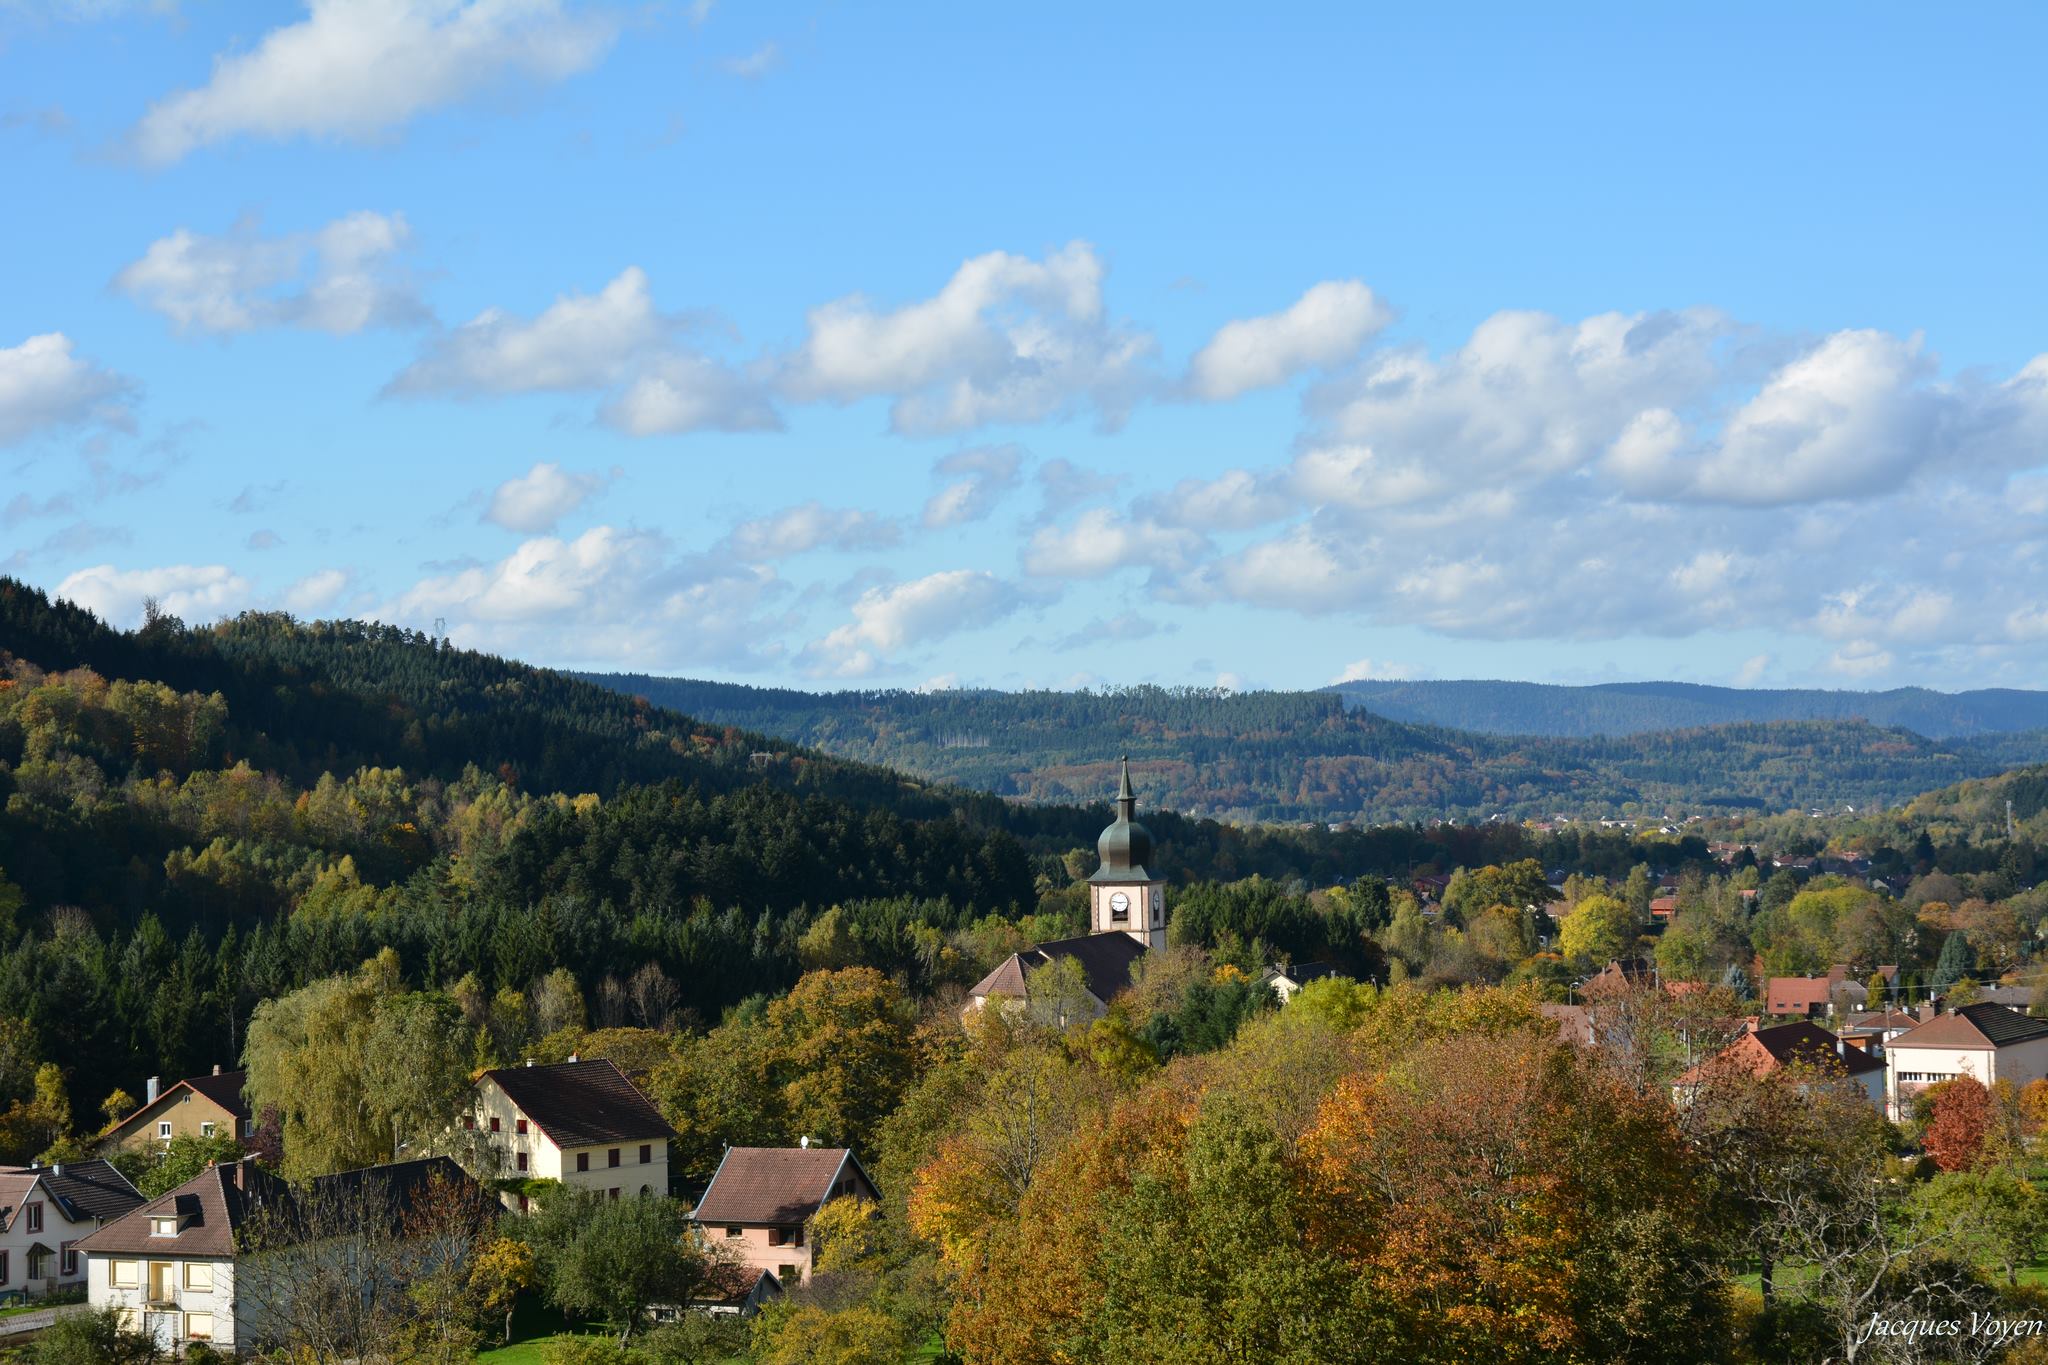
[
  {"left": 577, "top": 674, "right": 2048, "bottom": 824},
  {"left": 1328, "top": 680, "right": 2048, "bottom": 739}
]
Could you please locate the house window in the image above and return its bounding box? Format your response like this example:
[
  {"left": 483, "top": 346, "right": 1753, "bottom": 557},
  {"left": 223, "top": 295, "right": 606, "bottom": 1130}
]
[
  {"left": 576, "top": 1153, "right": 589, "bottom": 1173},
  {"left": 184, "top": 1262, "right": 212, "bottom": 1292},
  {"left": 608, "top": 1148, "right": 620, "bottom": 1168},
  {"left": 200, "top": 1122, "right": 215, "bottom": 1138},
  {"left": 148, "top": 1262, "right": 175, "bottom": 1302},
  {"left": 243, "top": 1120, "right": 257, "bottom": 1138},
  {"left": 0, "top": 1250, "right": 9, "bottom": 1283},
  {"left": 489, "top": 1116, "right": 501, "bottom": 1133},
  {"left": 769, "top": 1228, "right": 786, "bottom": 1246},
  {"left": 516, "top": 1153, "right": 528, "bottom": 1173},
  {"left": 463, "top": 1115, "right": 475, "bottom": 1131},
  {"left": 185, "top": 1312, "right": 213, "bottom": 1342},
  {"left": 27, "top": 1247, "right": 49, "bottom": 1279},
  {"left": 608, "top": 1188, "right": 620, "bottom": 1201},
  {"left": 112, "top": 1261, "right": 139, "bottom": 1288},
  {"left": 516, "top": 1118, "right": 528, "bottom": 1135},
  {"left": 779, "top": 1263, "right": 798, "bottom": 1283},
  {"left": 725, "top": 1226, "right": 743, "bottom": 1239},
  {"left": 639, "top": 1144, "right": 651, "bottom": 1163},
  {"left": 150, "top": 1216, "right": 179, "bottom": 1238},
  {"left": 25, "top": 1202, "right": 40, "bottom": 1233},
  {"left": 61, "top": 1244, "right": 77, "bottom": 1277},
  {"left": 158, "top": 1121, "right": 173, "bottom": 1139}
]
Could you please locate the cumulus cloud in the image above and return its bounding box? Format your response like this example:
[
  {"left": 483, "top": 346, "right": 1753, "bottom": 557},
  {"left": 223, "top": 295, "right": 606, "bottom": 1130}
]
[
  {"left": 131, "top": 0, "right": 620, "bottom": 165},
  {"left": 1022, "top": 506, "right": 1207, "bottom": 579},
  {"left": 922, "top": 445, "right": 1023, "bottom": 528},
  {"left": 800, "top": 568, "right": 1021, "bottom": 677},
  {"left": 116, "top": 211, "right": 425, "bottom": 335},
  {"left": 0, "top": 332, "right": 134, "bottom": 445},
  {"left": 282, "top": 567, "right": 351, "bottom": 616},
  {"left": 391, "top": 267, "right": 778, "bottom": 434},
  {"left": 388, "top": 524, "right": 789, "bottom": 668},
  {"left": 1332, "top": 657, "right": 1419, "bottom": 683},
  {"left": 483, "top": 461, "right": 611, "bottom": 533},
  {"left": 1186, "top": 280, "right": 1392, "bottom": 400},
  {"left": 1136, "top": 468, "right": 1295, "bottom": 531},
  {"left": 720, "top": 501, "right": 901, "bottom": 562},
  {"left": 56, "top": 563, "right": 252, "bottom": 627},
  {"left": 783, "top": 243, "right": 1152, "bottom": 434}
]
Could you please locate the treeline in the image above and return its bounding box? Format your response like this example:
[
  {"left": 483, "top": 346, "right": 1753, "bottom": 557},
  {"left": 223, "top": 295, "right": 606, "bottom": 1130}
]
[
  {"left": 582, "top": 673, "right": 2048, "bottom": 823},
  {"left": 1332, "top": 677, "right": 2048, "bottom": 739}
]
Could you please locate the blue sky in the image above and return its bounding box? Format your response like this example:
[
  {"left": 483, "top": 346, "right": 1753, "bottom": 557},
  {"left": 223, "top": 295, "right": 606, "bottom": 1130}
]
[{"left": 3, "top": 1, "right": 2045, "bottom": 693}]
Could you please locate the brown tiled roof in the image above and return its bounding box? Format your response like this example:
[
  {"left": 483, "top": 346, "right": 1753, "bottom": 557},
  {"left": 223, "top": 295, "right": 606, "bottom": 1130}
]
[
  {"left": 697, "top": 1263, "right": 781, "bottom": 1304},
  {"left": 100, "top": 1068, "right": 249, "bottom": 1143},
  {"left": 1891, "top": 1002, "right": 2048, "bottom": 1052},
  {"left": 968, "top": 933, "right": 1148, "bottom": 1006},
  {"left": 1765, "top": 977, "right": 1832, "bottom": 1012},
  {"left": 481, "top": 1059, "right": 675, "bottom": 1148},
  {"left": 73, "top": 1161, "right": 288, "bottom": 1258},
  {"left": 0, "top": 1160, "right": 143, "bottom": 1225},
  {"left": 690, "top": 1146, "right": 874, "bottom": 1227},
  {"left": 1676, "top": 1022, "right": 1882, "bottom": 1085}
]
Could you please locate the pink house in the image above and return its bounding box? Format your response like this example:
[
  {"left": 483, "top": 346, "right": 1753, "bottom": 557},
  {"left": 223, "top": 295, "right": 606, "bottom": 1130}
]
[{"left": 688, "top": 1145, "right": 878, "bottom": 1288}]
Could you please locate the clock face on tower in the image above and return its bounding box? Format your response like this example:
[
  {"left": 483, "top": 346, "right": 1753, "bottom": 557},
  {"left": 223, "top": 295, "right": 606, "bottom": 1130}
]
[{"left": 1108, "top": 891, "right": 1130, "bottom": 920}]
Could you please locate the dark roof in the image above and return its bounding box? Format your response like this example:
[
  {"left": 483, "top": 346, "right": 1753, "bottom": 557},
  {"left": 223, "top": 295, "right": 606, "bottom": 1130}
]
[
  {"left": 1751, "top": 1022, "right": 1885, "bottom": 1076},
  {"left": 694, "top": 1263, "right": 783, "bottom": 1306},
  {"left": 74, "top": 1161, "right": 288, "bottom": 1258},
  {"left": 1032, "top": 932, "right": 1150, "bottom": 1003},
  {"left": 303, "top": 1156, "right": 494, "bottom": 1236},
  {"left": 183, "top": 1069, "right": 250, "bottom": 1121},
  {"left": 690, "top": 1146, "right": 875, "bottom": 1227},
  {"left": 481, "top": 1058, "right": 675, "bottom": 1148},
  {"left": 0, "top": 1160, "right": 144, "bottom": 1223},
  {"left": 1953, "top": 1002, "right": 2048, "bottom": 1046},
  {"left": 1089, "top": 757, "right": 1157, "bottom": 884}
]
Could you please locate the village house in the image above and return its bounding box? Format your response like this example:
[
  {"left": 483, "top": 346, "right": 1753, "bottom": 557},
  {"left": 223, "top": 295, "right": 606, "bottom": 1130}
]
[
  {"left": 97, "top": 1067, "right": 252, "bottom": 1155},
  {"left": 1257, "top": 961, "right": 1346, "bottom": 1004},
  {"left": 1764, "top": 965, "right": 1882, "bottom": 1019},
  {"left": 1837, "top": 1008, "right": 1928, "bottom": 1055},
  {"left": 76, "top": 1155, "right": 485, "bottom": 1355},
  {"left": 0, "top": 1159, "right": 144, "bottom": 1298},
  {"left": 1673, "top": 1021, "right": 1886, "bottom": 1110},
  {"left": 1884, "top": 1002, "right": 2048, "bottom": 1122},
  {"left": 688, "top": 1144, "right": 879, "bottom": 1289},
  {"left": 673, "top": 1264, "right": 784, "bottom": 1319},
  {"left": 464, "top": 1057, "right": 675, "bottom": 1211},
  {"left": 966, "top": 758, "right": 1163, "bottom": 1020}
]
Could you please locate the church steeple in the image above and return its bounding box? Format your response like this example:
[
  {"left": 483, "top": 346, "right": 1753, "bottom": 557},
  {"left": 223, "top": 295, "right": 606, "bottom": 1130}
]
[{"left": 1088, "top": 756, "right": 1164, "bottom": 950}]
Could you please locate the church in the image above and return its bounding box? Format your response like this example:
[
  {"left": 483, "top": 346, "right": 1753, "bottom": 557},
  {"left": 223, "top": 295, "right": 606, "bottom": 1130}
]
[{"left": 964, "top": 757, "right": 1163, "bottom": 1019}]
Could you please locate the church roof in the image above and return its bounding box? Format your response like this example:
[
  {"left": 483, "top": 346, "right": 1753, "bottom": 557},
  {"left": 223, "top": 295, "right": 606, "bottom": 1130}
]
[
  {"left": 969, "top": 932, "right": 1149, "bottom": 1006},
  {"left": 1089, "top": 756, "right": 1156, "bottom": 884}
]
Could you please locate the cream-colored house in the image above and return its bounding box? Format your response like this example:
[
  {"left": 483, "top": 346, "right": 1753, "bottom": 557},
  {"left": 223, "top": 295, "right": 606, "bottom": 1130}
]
[
  {"left": 97, "top": 1067, "right": 252, "bottom": 1156},
  {"left": 688, "top": 1145, "right": 878, "bottom": 1288},
  {"left": 1884, "top": 1002, "right": 2048, "bottom": 1121},
  {"left": 465, "top": 1057, "right": 675, "bottom": 1211},
  {"left": 0, "top": 1160, "right": 143, "bottom": 1298}
]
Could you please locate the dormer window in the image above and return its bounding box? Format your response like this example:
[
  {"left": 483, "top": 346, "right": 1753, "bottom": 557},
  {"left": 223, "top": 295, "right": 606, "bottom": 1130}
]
[{"left": 150, "top": 1216, "right": 179, "bottom": 1238}]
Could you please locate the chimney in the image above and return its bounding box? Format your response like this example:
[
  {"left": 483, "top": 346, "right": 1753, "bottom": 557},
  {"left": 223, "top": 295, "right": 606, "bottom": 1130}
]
[
  {"left": 212, "top": 1064, "right": 222, "bottom": 1076},
  {"left": 146, "top": 1076, "right": 160, "bottom": 1104},
  {"left": 567, "top": 1053, "right": 579, "bottom": 1064},
  {"left": 50, "top": 1163, "right": 62, "bottom": 1177},
  {"left": 525, "top": 1058, "right": 534, "bottom": 1067}
]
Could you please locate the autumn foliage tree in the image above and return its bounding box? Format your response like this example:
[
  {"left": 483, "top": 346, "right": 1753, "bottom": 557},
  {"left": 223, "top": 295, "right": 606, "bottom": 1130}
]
[{"left": 1924, "top": 1074, "right": 1994, "bottom": 1172}]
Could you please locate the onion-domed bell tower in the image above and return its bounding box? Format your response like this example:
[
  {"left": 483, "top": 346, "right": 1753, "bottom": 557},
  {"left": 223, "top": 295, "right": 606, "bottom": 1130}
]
[{"left": 1088, "top": 756, "right": 1165, "bottom": 951}]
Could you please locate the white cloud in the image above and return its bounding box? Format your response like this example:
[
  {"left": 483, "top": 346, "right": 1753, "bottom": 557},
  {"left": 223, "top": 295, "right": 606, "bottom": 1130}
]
[
  {"left": 1136, "top": 468, "right": 1295, "bottom": 530},
  {"left": 1825, "top": 640, "right": 1895, "bottom": 679},
  {"left": 56, "top": 563, "right": 252, "bottom": 627},
  {"left": 1332, "top": 657, "right": 1418, "bottom": 683},
  {"left": 387, "top": 524, "right": 789, "bottom": 668},
  {"left": 0, "top": 332, "right": 134, "bottom": 445},
  {"left": 391, "top": 267, "right": 662, "bottom": 395},
  {"left": 922, "top": 445, "right": 1023, "bottom": 527},
  {"left": 1022, "top": 507, "right": 1207, "bottom": 580},
  {"left": 116, "top": 211, "right": 424, "bottom": 335},
  {"left": 1187, "top": 280, "right": 1392, "bottom": 400},
  {"left": 1051, "top": 611, "right": 1166, "bottom": 652},
  {"left": 483, "top": 461, "right": 610, "bottom": 533},
  {"left": 721, "top": 501, "right": 900, "bottom": 562},
  {"left": 720, "top": 41, "right": 778, "bottom": 78},
  {"left": 282, "top": 567, "right": 351, "bottom": 616},
  {"left": 783, "top": 243, "right": 1152, "bottom": 434},
  {"left": 1734, "top": 654, "right": 1771, "bottom": 686},
  {"left": 599, "top": 353, "right": 782, "bottom": 435},
  {"left": 132, "top": 0, "right": 620, "bottom": 165},
  {"left": 801, "top": 568, "right": 1020, "bottom": 676}
]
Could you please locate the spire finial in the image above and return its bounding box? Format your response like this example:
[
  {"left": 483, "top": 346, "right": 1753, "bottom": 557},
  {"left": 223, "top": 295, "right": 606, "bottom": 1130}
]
[{"left": 1116, "top": 755, "right": 1135, "bottom": 808}]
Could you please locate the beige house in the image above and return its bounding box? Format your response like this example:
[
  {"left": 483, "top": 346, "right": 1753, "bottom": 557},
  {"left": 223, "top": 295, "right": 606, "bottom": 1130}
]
[
  {"left": 98, "top": 1067, "right": 252, "bottom": 1155},
  {"left": 465, "top": 1057, "right": 674, "bottom": 1211},
  {"left": 1884, "top": 1002, "right": 2048, "bottom": 1121},
  {"left": 688, "top": 1145, "right": 878, "bottom": 1288},
  {"left": 0, "top": 1159, "right": 143, "bottom": 1297}
]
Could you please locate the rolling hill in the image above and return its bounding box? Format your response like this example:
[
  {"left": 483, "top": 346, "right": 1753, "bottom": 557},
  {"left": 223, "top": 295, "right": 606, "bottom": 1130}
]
[{"left": 1328, "top": 679, "right": 2048, "bottom": 739}]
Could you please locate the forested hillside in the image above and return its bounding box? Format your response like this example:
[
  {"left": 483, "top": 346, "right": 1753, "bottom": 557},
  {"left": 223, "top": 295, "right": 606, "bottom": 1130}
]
[
  {"left": 1331, "top": 678, "right": 2048, "bottom": 738},
  {"left": 580, "top": 674, "right": 2048, "bottom": 823}
]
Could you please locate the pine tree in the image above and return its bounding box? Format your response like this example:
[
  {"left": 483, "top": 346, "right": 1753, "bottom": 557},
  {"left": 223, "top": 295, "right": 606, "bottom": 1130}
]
[{"left": 1932, "top": 930, "right": 1977, "bottom": 992}]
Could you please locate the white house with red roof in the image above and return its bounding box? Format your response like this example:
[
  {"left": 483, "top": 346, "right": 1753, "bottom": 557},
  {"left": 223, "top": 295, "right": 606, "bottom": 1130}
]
[{"left": 0, "top": 1159, "right": 143, "bottom": 1298}]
